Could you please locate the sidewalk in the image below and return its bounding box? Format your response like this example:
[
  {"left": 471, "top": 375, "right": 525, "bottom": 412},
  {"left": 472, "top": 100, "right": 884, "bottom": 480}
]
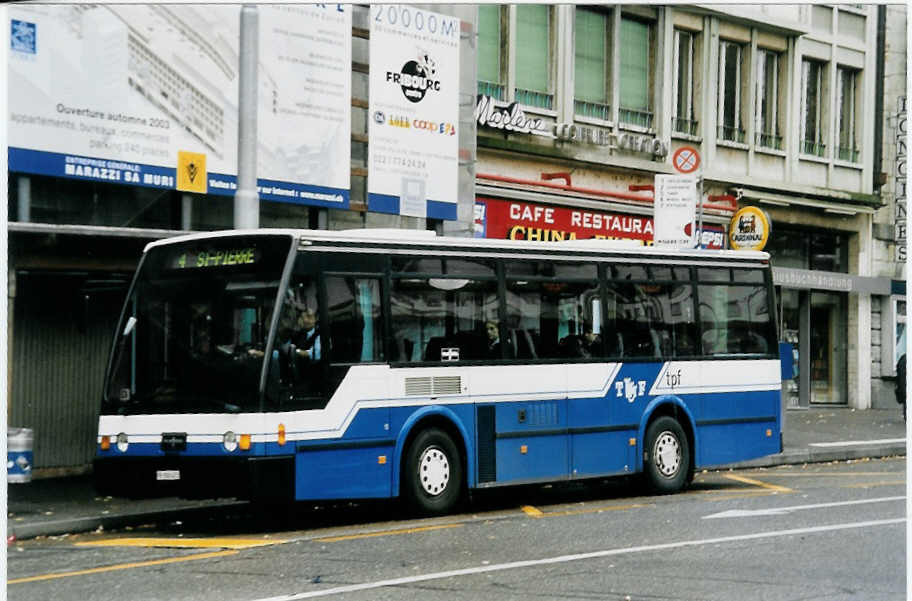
[{"left": 7, "top": 406, "right": 907, "bottom": 541}]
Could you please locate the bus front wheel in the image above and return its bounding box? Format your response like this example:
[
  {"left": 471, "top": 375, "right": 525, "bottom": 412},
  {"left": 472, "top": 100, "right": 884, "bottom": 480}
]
[
  {"left": 643, "top": 416, "right": 689, "bottom": 494},
  {"left": 403, "top": 428, "right": 463, "bottom": 515}
]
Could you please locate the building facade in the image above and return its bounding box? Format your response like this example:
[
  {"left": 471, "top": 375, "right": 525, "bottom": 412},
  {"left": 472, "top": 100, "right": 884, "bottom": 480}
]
[{"left": 472, "top": 5, "right": 902, "bottom": 411}]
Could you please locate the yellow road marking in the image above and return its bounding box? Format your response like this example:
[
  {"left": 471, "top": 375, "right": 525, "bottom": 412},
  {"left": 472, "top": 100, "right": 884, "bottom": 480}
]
[
  {"left": 314, "top": 523, "right": 461, "bottom": 543},
  {"left": 723, "top": 474, "right": 793, "bottom": 493},
  {"left": 9, "top": 550, "right": 238, "bottom": 585},
  {"left": 543, "top": 503, "right": 651, "bottom": 517},
  {"left": 522, "top": 503, "right": 650, "bottom": 518},
  {"left": 75, "top": 537, "right": 282, "bottom": 550}
]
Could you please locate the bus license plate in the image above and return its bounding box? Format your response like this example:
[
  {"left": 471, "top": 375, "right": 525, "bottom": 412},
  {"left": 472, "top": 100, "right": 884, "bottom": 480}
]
[{"left": 156, "top": 470, "right": 180, "bottom": 481}]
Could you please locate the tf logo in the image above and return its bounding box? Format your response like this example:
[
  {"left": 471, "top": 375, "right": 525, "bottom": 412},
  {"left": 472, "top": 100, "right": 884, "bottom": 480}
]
[
  {"left": 177, "top": 150, "right": 207, "bottom": 194},
  {"left": 615, "top": 377, "right": 647, "bottom": 403}
]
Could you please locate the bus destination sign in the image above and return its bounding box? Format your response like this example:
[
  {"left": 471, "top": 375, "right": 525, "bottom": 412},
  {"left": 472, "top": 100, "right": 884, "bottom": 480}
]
[{"left": 170, "top": 247, "right": 258, "bottom": 270}]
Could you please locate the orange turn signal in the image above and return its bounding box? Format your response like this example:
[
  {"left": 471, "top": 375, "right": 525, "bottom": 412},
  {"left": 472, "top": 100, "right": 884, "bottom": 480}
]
[
  {"left": 278, "top": 424, "right": 286, "bottom": 446},
  {"left": 100, "top": 436, "right": 111, "bottom": 451},
  {"left": 239, "top": 434, "right": 251, "bottom": 451}
]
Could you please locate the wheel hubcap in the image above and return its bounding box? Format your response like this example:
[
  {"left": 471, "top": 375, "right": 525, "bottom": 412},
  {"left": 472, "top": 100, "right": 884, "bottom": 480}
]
[
  {"left": 418, "top": 446, "right": 450, "bottom": 496},
  {"left": 653, "top": 431, "right": 681, "bottom": 477}
]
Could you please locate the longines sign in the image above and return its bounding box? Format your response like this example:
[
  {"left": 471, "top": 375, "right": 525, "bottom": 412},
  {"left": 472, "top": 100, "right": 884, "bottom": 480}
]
[{"left": 475, "top": 95, "right": 668, "bottom": 157}]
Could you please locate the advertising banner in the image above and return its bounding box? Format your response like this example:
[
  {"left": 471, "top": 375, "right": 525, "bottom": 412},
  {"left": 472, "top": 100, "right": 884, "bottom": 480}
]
[
  {"left": 8, "top": 4, "right": 351, "bottom": 207},
  {"left": 367, "top": 5, "right": 460, "bottom": 220},
  {"left": 476, "top": 197, "right": 725, "bottom": 248},
  {"left": 653, "top": 174, "right": 698, "bottom": 249}
]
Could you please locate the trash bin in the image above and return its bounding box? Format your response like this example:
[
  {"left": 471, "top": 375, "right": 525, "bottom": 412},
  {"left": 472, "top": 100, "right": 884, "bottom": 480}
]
[{"left": 8, "top": 428, "right": 34, "bottom": 483}]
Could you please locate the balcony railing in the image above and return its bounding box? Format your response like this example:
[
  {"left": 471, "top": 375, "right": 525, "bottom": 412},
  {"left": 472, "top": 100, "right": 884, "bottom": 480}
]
[
  {"left": 477, "top": 81, "right": 506, "bottom": 101},
  {"left": 718, "top": 125, "right": 746, "bottom": 144},
  {"left": 837, "top": 146, "right": 860, "bottom": 162},
  {"left": 514, "top": 88, "right": 554, "bottom": 110},
  {"left": 618, "top": 107, "right": 653, "bottom": 129},
  {"left": 756, "top": 132, "right": 783, "bottom": 150},
  {"left": 574, "top": 100, "right": 611, "bottom": 121},
  {"left": 673, "top": 117, "right": 699, "bottom": 136},
  {"left": 802, "top": 140, "right": 827, "bottom": 157}
]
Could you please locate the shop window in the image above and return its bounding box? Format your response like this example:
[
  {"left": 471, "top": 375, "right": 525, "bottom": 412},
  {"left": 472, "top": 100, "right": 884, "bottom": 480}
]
[
  {"left": 477, "top": 5, "right": 505, "bottom": 100},
  {"left": 515, "top": 5, "right": 554, "bottom": 110},
  {"left": 836, "top": 66, "right": 860, "bottom": 163},
  {"left": 755, "top": 49, "right": 782, "bottom": 150},
  {"left": 618, "top": 16, "right": 654, "bottom": 129},
  {"left": 764, "top": 227, "right": 849, "bottom": 273},
  {"left": 574, "top": 7, "right": 612, "bottom": 121},
  {"left": 801, "top": 59, "right": 828, "bottom": 157},
  {"left": 672, "top": 29, "right": 698, "bottom": 136},
  {"left": 718, "top": 40, "right": 746, "bottom": 143}
]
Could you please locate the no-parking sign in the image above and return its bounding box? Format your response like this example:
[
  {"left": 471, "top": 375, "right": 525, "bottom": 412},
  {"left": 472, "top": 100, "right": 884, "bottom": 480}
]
[{"left": 672, "top": 146, "right": 701, "bottom": 174}]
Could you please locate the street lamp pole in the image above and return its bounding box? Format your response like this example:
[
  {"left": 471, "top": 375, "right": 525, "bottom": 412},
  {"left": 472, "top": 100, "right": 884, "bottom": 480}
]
[{"left": 235, "top": 4, "right": 259, "bottom": 230}]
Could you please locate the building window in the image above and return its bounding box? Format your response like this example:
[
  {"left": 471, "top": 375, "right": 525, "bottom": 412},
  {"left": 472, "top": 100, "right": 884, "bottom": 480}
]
[
  {"left": 801, "top": 59, "right": 827, "bottom": 157},
  {"left": 836, "top": 67, "right": 860, "bottom": 162},
  {"left": 574, "top": 7, "right": 611, "bottom": 121},
  {"left": 618, "top": 16, "right": 653, "bottom": 129},
  {"left": 477, "top": 5, "right": 504, "bottom": 100},
  {"left": 672, "top": 29, "right": 698, "bottom": 136},
  {"left": 755, "top": 49, "right": 782, "bottom": 150},
  {"left": 515, "top": 5, "right": 553, "bottom": 109},
  {"left": 718, "top": 40, "right": 745, "bottom": 143}
]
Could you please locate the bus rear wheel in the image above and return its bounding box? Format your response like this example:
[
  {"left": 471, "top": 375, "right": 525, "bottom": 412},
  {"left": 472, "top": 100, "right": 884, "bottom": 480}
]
[
  {"left": 643, "top": 416, "right": 689, "bottom": 494},
  {"left": 403, "top": 428, "right": 463, "bottom": 515}
]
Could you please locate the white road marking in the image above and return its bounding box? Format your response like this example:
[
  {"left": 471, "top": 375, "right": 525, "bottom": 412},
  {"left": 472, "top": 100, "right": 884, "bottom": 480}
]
[
  {"left": 250, "top": 518, "right": 905, "bottom": 600},
  {"left": 809, "top": 438, "right": 906, "bottom": 447},
  {"left": 703, "top": 495, "right": 905, "bottom": 519}
]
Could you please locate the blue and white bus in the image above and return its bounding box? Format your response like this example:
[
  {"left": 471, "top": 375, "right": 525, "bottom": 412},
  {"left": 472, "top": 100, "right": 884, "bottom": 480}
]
[{"left": 95, "top": 229, "right": 782, "bottom": 514}]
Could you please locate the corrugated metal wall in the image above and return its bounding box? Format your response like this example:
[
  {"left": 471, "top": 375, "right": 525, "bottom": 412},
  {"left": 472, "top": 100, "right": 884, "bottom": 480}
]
[{"left": 10, "top": 272, "right": 126, "bottom": 471}]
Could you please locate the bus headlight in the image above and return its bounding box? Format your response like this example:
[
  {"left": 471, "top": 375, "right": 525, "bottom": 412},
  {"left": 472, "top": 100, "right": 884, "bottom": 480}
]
[
  {"left": 116, "top": 432, "right": 129, "bottom": 453},
  {"left": 223, "top": 431, "right": 238, "bottom": 453}
]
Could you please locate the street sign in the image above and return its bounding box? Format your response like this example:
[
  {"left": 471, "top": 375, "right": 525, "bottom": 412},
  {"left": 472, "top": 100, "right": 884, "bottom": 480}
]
[
  {"left": 672, "top": 146, "right": 701, "bottom": 174},
  {"left": 654, "top": 174, "right": 698, "bottom": 248}
]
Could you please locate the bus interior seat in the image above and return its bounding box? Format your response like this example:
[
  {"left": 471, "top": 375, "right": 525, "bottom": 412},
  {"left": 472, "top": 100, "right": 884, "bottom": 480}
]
[
  {"left": 619, "top": 323, "right": 661, "bottom": 359},
  {"left": 391, "top": 337, "right": 414, "bottom": 362},
  {"left": 510, "top": 328, "right": 538, "bottom": 360}
]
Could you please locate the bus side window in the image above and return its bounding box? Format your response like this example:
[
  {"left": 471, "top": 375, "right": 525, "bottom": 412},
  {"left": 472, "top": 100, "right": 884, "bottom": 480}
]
[{"left": 325, "top": 277, "right": 384, "bottom": 363}]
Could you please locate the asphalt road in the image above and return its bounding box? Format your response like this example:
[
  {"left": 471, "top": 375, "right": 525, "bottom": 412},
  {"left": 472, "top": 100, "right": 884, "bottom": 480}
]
[{"left": 8, "top": 457, "right": 907, "bottom": 601}]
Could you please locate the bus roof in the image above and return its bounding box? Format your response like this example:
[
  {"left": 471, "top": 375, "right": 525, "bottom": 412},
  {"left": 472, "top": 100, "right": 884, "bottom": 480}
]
[{"left": 143, "top": 228, "right": 770, "bottom": 262}]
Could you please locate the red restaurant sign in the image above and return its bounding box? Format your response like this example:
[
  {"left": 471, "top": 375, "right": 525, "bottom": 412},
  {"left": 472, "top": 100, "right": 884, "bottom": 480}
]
[{"left": 476, "top": 197, "right": 724, "bottom": 249}]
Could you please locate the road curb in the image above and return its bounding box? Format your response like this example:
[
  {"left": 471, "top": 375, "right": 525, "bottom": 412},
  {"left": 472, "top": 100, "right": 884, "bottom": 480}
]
[
  {"left": 725, "top": 444, "right": 907, "bottom": 470},
  {"left": 9, "top": 501, "right": 246, "bottom": 541}
]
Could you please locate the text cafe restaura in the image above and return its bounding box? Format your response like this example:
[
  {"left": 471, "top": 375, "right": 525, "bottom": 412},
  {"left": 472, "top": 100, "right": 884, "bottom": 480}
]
[{"left": 476, "top": 198, "right": 725, "bottom": 249}]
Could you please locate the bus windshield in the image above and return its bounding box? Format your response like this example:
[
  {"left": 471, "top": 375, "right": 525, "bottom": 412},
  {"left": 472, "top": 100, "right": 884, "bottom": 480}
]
[{"left": 103, "top": 235, "right": 293, "bottom": 415}]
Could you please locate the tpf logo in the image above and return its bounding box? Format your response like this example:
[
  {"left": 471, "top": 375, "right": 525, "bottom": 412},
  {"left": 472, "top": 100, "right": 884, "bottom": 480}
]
[
  {"left": 386, "top": 51, "right": 440, "bottom": 103},
  {"left": 615, "top": 377, "right": 647, "bottom": 403}
]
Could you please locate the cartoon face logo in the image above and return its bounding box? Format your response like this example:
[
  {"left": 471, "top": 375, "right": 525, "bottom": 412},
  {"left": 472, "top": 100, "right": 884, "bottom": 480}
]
[{"left": 386, "top": 50, "right": 441, "bottom": 104}]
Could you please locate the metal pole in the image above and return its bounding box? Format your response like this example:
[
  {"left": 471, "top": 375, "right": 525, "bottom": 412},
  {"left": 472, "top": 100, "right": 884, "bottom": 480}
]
[
  {"left": 235, "top": 4, "right": 259, "bottom": 230},
  {"left": 696, "top": 175, "right": 704, "bottom": 248}
]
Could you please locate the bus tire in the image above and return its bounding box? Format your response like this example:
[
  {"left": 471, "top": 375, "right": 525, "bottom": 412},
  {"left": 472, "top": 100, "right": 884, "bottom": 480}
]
[
  {"left": 643, "top": 416, "right": 689, "bottom": 494},
  {"left": 403, "top": 428, "right": 463, "bottom": 515}
]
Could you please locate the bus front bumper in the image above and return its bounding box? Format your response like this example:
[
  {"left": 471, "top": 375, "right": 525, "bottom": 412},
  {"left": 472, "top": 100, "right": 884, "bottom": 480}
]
[{"left": 92, "top": 455, "right": 294, "bottom": 502}]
